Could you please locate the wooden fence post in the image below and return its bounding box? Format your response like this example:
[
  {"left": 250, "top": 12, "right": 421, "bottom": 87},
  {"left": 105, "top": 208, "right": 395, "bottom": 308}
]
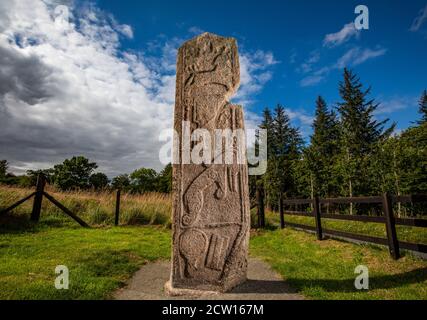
[
  {"left": 279, "top": 194, "right": 285, "bottom": 229},
  {"left": 31, "top": 174, "right": 46, "bottom": 222},
  {"left": 115, "top": 189, "right": 121, "bottom": 226},
  {"left": 313, "top": 196, "right": 323, "bottom": 240},
  {"left": 382, "top": 192, "right": 400, "bottom": 259}
]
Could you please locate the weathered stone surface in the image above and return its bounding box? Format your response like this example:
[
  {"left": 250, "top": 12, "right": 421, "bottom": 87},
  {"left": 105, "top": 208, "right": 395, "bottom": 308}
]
[{"left": 168, "top": 32, "right": 250, "bottom": 293}]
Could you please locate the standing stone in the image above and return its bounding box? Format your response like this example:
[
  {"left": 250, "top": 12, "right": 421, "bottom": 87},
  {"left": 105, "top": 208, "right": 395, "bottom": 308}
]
[{"left": 166, "top": 32, "right": 250, "bottom": 294}]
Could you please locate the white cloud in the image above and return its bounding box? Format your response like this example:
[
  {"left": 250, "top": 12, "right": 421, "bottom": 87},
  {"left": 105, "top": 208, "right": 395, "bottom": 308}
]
[
  {"left": 375, "top": 96, "right": 418, "bottom": 115},
  {"left": 116, "top": 24, "right": 133, "bottom": 39},
  {"left": 336, "top": 47, "right": 387, "bottom": 68},
  {"left": 233, "top": 50, "right": 278, "bottom": 105},
  {"left": 323, "top": 22, "right": 360, "bottom": 47},
  {"left": 298, "top": 50, "right": 320, "bottom": 74},
  {"left": 410, "top": 4, "right": 427, "bottom": 32},
  {"left": 300, "top": 47, "right": 387, "bottom": 87},
  {"left": 285, "top": 108, "right": 314, "bottom": 126},
  {"left": 289, "top": 49, "right": 297, "bottom": 64},
  {"left": 0, "top": 0, "right": 276, "bottom": 176},
  {"left": 300, "top": 75, "right": 324, "bottom": 87},
  {"left": 0, "top": 0, "right": 172, "bottom": 176},
  {"left": 188, "top": 26, "right": 205, "bottom": 35}
]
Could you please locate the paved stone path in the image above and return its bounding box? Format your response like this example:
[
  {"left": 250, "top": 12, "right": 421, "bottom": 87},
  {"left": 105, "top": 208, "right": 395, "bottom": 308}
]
[{"left": 113, "top": 258, "right": 304, "bottom": 300}]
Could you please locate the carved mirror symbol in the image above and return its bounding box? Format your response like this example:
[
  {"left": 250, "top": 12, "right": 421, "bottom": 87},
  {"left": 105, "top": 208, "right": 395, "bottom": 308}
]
[{"left": 179, "top": 229, "right": 207, "bottom": 277}]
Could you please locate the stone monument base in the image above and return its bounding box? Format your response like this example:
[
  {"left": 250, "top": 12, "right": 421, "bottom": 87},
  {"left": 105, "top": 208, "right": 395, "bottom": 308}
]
[
  {"left": 164, "top": 281, "right": 221, "bottom": 297},
  {"left": 164, "top": 277, "right": 247, "bottom": 297}
]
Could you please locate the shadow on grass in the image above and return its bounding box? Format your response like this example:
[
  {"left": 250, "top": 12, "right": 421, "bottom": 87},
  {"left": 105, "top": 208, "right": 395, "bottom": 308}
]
[
  {"left": 0, "top": 213, "right": 77, "bottom": 234},
  {"left": 0, "top": 213, "right": 37, "bottom": 234},
  {"left": 231, "top": 267, "right": 427, "bottom": 294},
  {"left": 231, "top": 279, "right": 299, "bottom": 294},
  {"left": 76, "top": 249, "right": 141, "bottom": 277}
]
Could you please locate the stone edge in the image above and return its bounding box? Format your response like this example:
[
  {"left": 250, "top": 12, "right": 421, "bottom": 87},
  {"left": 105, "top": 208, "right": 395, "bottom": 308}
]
[{"left": 164, "top": 281, "right": 222, "bottom": 298}]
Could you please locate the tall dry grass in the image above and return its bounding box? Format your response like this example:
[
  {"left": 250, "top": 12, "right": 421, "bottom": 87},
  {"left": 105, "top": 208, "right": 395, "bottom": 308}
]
[{"left": 0, "top": 184, "right": 172, "bottom": 227}]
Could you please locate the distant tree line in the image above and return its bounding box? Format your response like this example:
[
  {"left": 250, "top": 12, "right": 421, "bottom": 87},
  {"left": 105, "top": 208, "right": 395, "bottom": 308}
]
[
  {"left": 252, "top": 68, "right": 427, "bottom": 216},
  {"left": 0, "top": 156, "right": 172, "bottom": 194}
]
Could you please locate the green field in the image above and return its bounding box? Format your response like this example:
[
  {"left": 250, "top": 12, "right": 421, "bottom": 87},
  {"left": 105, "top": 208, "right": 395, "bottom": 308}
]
[
  {"left": 251, "top": 229, "right": 427, "bottom": 300},
  {"left": 0, "top": 224, "right": 171, "bottom": 300},
  {"left": 1, "top": 186, "right": 426, "bottom": 300},
  {"left": 1, "top": 219, "right": 426, "bottom": 300}
]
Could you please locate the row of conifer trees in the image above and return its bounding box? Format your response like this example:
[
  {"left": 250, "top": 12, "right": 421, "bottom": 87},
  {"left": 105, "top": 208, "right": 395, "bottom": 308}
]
[{"left": 251, "top": 68, "right": 427, "bottom": 216}]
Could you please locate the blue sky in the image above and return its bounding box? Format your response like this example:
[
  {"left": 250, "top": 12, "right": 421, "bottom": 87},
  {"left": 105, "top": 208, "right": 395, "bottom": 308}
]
[
  {"left": 98, "top": 0, "right": 427, "bottom": 135},
  {"left": 0, "top": 0, "right": 426, "bottom": 175}
]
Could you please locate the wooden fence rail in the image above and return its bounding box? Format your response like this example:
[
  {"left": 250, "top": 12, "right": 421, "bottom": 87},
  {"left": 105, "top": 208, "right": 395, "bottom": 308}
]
[
  {"left": 269, "top": 192, "right": 427, "bottom": 260},
  {"left": 0, "top": 174, "right": 89, "bottom": 227}
]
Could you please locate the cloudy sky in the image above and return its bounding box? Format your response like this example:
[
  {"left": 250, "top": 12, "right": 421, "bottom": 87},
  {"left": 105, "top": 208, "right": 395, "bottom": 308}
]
[{"left": 0, "top": 0, "right": 426, "bottom": 177}]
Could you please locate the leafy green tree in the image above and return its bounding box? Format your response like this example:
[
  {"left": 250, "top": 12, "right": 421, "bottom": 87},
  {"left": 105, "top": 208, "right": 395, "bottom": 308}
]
[
  {"left": 399, "top": 124, "right": 427, "bottom": 195},
  {"left": 26, "top": 168, "right": 55, "bottom": 186},
  {"left": 372, "top": 123, "right": 427, "bottom": 217},
  {"left": 52, "top": 156, "right": 98, "bottom": 191},
  {"left": 157, "top": 163, "right": 172, "bottom": 193},
  {"left": 130, "top": 167, "right": 158, "bottom": 193},
  {"left": 0, "top": 160, "right": 8, "bottom": 178},
  {"left": 111, "top": 174, "right": 131, "bottom": 190},
  {"left": 89, "top": 172, "right": 110, "bottom": 190},
  {"left": 0, "top": 160, "right": 18, "bottom": 186}
]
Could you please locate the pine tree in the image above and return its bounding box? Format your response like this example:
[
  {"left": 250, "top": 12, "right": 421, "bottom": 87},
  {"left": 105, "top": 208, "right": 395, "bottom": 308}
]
[
  {"left": 259, "top": 107, "right": 274, "bottom": 157},
  {"left": 271, "top": 105, "right": 302, "bottom": 200},
  {"left": 337, "top": 69, "right": 395, "bottom": 212},
  {"left": 338, "top": 69, "right": 393, "bottom": 155},
  {"left": 306, "top": 96, "right": 340, "bottom": 198},
  {"left": 418, "top": 90, "right": 427, "bottom": 124},
  {"left": 258, "top": 105, "right": 302, "bottom": 210},
  {"left": 256, "top": 107, "right": 274, "bottom": 212}
]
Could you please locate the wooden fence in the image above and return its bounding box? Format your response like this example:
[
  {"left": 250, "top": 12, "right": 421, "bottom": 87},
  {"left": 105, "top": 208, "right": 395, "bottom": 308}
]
[
  {"left": 2, "top": 175, "right": 425, "bottom": 259},
  {"left": 0, "top": 175, "right": 90, "bottom": 227},
  {"left": 266, "top": 193, "right": 427, "bottom": 259},
  {"left": 0, "top": 174, "right": 127, "bottom": 228}
]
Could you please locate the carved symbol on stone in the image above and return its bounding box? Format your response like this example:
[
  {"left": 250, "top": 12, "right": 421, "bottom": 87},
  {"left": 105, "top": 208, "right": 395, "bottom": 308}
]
[
  {"left": 179, "top": 229, "right": 207, "bottom": 278},
  {"left": 182, "top": 166, "right": 225, "bottom": 226},
  {"left": 227, "top": 167, "right": 239, "bottom": 193},
  {"left": 205, "top": 234, "right": 230, "bottom": 271}
]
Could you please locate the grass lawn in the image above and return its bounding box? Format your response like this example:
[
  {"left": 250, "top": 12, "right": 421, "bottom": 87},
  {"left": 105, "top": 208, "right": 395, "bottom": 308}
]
[
  {"left": 1, "top": 185, "right": 426, "bottom": 300},
  {"left": 1, "top": 218, "right": 426, "bottom": 300},
  {"left": 250, "top": 228, "right": 427, "bottom": 300},
  {"left": 0, "top": 222, "right": 170, "bottom": 300}
]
